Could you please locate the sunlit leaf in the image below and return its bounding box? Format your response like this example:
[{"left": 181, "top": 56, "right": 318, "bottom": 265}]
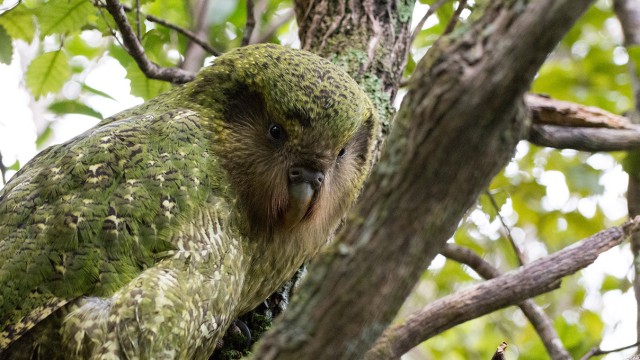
[
  {"left": 141, "top": 29, "right": 174, "bottom": 66},
  {"left": 0, "top": 25, "right": 12, "bottom": 64},
  {"left": 25, "top": 50, "right": 71, "bottom": 99},
  {"left": 0, "top": 4, "right": 35, "bottom": 41},
  {"left": 64, "top": 34, "right": 103, "bottom": 59},
  {"left": 6, "top": 160, "right": 20, "bottom": 172},
  {"left": 37, "top": 0, "right": 95, "bottom": 38},
  {"left": 80, "top": 83, "right": 116, "bottom": 101},
  {"left": 35, "top": 126, "right": 53, "bottom": 148},
  {"left": 125, "top": 63, "right": 171, "bottom": 100},
  {"left": 48, "top": 100, "right": 103, "bottom": 119}
]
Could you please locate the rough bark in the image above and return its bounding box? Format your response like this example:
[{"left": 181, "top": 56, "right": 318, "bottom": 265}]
[
  {"left": 254, "top": 0, "right": 595, "bottom": 359},
  {"left": 526, "top": 93, "right": 631, "bottom": 128}
]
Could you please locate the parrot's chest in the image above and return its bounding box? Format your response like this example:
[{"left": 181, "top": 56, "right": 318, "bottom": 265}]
[{"left": 236, "top": 227, "right": 328, "bottom": 314}]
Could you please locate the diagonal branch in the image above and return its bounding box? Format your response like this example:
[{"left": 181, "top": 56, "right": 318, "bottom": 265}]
[
  {"left": 443, "top": 0, "right": 467, "bottom": 34},
  {"left": 580, "top": 341, "right": 640, "bottom": 360},
  {"left": 485, "top": 191, "right": 526, "bottom": 266},
  {"left": 410, "top": 0, "right": 450, "bottom": 44},
  {"left": 366, "top": 217, "right": 640, "bottom": 359},
  {"left": 441, "top": 244, "right": 571, "bottom": 360},
  {"left": 103, "top": 0, "right": 195, "bottom": 83}
]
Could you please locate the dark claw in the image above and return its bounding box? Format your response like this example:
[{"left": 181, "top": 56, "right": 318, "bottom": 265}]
[{"left": 233, "top": 319, "right": 252, "bottom": 349}]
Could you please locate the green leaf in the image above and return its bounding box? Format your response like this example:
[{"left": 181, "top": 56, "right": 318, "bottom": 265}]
[
  {"left": 141, "top": 29, "right": 173, "bottom": 66},
  {"left": 6, "top": 160, "right": 20, "bottom": 172},
  {"left": 64, "top": 34, "right": 102, "bottom": 59},
  {"left": 125, "top": 63, "right": 171, "bottom": 100},
  {"left": 0, "top": 4, "right": 35, "bottom": 41},
  {"left": 35, "top": 126, "right": 53, "bottom": 148},
  {"left": 37, "top": 0, "right": 95, "bottom": 38},
  {"left": 48, "top": 100, "right": 103, "bottom": 119},
  {"left": 144, "top": 0, "right": 191, "bottom": 28},
  {"left": 600, "top": 274, "right": 629, "bottom": 293},
  {"left": 80, "top": 83, "right": 116, "bottom": 101},
  {"left": 0, "top": 25, "right": 12, "bottom": 64},
  {"left": 25, "top": 50, "right": 71, "bottom": 99}
]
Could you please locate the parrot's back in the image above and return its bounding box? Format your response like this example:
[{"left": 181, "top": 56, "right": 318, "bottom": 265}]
[{"left": 0, "top": 108, "right": 229, "bottom": 355}]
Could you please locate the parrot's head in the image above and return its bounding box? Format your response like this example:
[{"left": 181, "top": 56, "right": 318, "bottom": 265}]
[{"left": 191, "top": 44, "right": 378, "bottom": 239}]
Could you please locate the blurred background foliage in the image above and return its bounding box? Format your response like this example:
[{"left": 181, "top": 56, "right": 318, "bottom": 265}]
[{"left": 0, "top": 0, "right": 635, "bottom": 358}]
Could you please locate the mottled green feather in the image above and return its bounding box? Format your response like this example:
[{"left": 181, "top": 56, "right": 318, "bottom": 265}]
[
  {"left": 0, "top": 110, "right": 224, "bottom": 347},
  {"left": 0, "top": 44, "right": 377, "bottom": 359}
]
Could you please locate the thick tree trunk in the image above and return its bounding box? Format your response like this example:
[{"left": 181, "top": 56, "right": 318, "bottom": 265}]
[{"left": 254, "top": 0, "right": 595, "bottom": 359}]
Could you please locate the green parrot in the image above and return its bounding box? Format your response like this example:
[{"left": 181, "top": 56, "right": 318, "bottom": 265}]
[{"left": 0, "top": 43, "right": 378, "bottom": 359}]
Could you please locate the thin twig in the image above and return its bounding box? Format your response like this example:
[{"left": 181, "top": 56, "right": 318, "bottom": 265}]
[
  {"left": 410, "top": 0, "right": 450, "bottom": 44},
  {"left": 0, "top": 150, "right": 7, "bottom": 186},
  {"left": 103, "top": 0, "right": 195, "bottom": 83},
  {"left": 252, "top": 9, "right": 294, "bottom": 44},
  {"left": 579, "top": 341, "right": 640, "bottom": 360},
  {"left": 485, "top": 191, "right": 526, "bottom": 266},
  {"left": 242, "top": 0, "right": 256, "bottom": 46},
  {"left": 139, "top": 7, "right": 219, "bottom": 56},
  {"left": 94, "top": 0, "right": 220, "bottom": 56},
  {"left": 443, "top": 0, "right": 467, "bottom": 35}
]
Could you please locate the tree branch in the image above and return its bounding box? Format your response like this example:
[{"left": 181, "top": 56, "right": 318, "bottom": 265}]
[
  {"left": 367, "top": 217, "right": 640, "bottom": 359},
  {"left": 579, "top": 341, "right": 640, "bottom": 360},
  {"left": 526, "top": 93, "right": 631, "bottom": 128},
  {"left": 102, "top": 0, "right": 196, "bottom": 83},
  {"left": 524, "top": 93, "right": 640, "bottom": 151},
  {"left": 491, "top": 342, "right": 508, "bottom": 360},
  {"left": 441, "top": 244, "right": 571, "bottom": 360},
  {"left": 528, "top": 124, "right": 640, "bottom": 151},
  {"left": 443, "top": 0, "right": 466, "bottom": 35},
  {"left": 95, "top": 0, "right": 221, "bottom": 56}
]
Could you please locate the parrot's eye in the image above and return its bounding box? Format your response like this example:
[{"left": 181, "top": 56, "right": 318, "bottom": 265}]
[
  {"left": 337, "top": 148, "right": 346, "bottom": 159},
  {"left": 269, "top": 124, "right": 285, "bottom": 141}
]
